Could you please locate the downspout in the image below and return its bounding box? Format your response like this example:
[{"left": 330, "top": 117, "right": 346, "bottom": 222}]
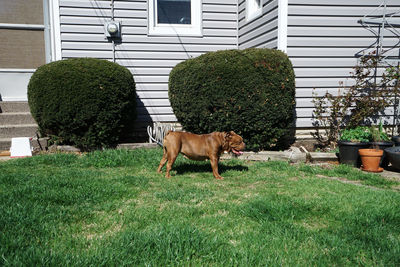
[
  {"left": 277, "top": 0, "right": 288, "bottom": 53},
  {"left": 111, "top": 0, "right": 116, "bottom": 62},
  {"left": 48, "top": 0, "right": 62, "bottom": 61},
  {"left": 43, "top": 0, "right": 52, "bottom": 63},
  {"left": 236, "top": 0, "right": 239, "bottom": 49}
]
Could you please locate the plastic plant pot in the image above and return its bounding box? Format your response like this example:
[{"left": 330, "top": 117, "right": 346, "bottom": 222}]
[{"left": 338, "top": 141, "right": 370, "bottom": 167}]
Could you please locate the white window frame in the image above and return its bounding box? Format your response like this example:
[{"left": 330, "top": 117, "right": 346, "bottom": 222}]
[
  {"left": 148, "top": 0, "right": 202, "bottom": 36},
  {"left": 246, "top": 0, "right": 262, "bottom": 22}
]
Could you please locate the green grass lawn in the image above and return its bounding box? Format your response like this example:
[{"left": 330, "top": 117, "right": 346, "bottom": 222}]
[{"left": 1, "top": 148, "right": 399, "bottom": 266}]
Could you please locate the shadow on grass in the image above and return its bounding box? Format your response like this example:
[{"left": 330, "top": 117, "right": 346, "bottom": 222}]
[{"left": 173, "top": 161, "right": 249, "bottom": 175}]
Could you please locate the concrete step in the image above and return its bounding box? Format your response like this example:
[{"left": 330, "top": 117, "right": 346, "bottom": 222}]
[
  {"left": 0, "top": 112, "right": 36, "bottom": 125},
  {"left": 0, "top": 137, "right": 48, "bottom": 151},
  {"left": 0, "top": 101, "right": 30, "bottom": 113},
  {"left": 0, "top": 124, "right": 38, "bottom": 138}
]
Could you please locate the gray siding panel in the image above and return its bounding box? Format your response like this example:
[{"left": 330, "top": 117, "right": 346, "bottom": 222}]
[
  {"left": 238, "top": 0, "right": 279, "bottom": 49},
  {"left": 288, "top": 37, "right": 400, "bottom": 48},
  {"left": 289, "top": 0, "right": 399, "bottom": 5},
  {"left": 287, "top": 0, "right": 400, "bottom": 127},
  {"left": 59, "top": 0, "right": 238, "bottom": 129},
  {"left": 58, "top": 0, "right": 400, "bottom": 132}
]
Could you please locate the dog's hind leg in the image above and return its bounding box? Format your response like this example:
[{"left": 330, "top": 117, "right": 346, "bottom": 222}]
[
  {"left": 157, "top": 146, "right": 168, "bottom": 173},
  {"left": 165, "top": 146, "right": 179, "bottom": 178},
  {"left": 165, "top": 153, "right": 177, "bottom": 179}
]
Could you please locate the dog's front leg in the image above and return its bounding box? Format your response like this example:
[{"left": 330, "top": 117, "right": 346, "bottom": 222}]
[{"left": 210, "top": 156, "right": 223, "bottom": 180}]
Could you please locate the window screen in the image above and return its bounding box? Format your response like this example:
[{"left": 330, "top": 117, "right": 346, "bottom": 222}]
[
  {"left": 0, "top": 0, "right": 43, "bottom": 24},
  {"left": 0, "top": 29, "right": 45, "bottom": 69}
]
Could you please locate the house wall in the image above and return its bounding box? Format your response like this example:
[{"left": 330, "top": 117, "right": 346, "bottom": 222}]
[
  {"left": 238, "top": 0, "right": 279, "bottom": 49},
  {"left": 58, "top": 0, "right": 238, "bottom": 133},
  {"left": 287, "top": 0, "right": 400, "bottom": 128},
  {"left": 57, "top": 0, "right": 400, "bottom": 136}
]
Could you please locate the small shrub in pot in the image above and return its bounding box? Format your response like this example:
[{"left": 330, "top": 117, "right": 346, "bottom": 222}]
[
  {"left": 369, "top": 124, "right": 393, "bottom": 168},
  {"left": 312, "top": 55, "right": 400, "bottom": 150},
  {"left": 338, "top": 127, "right": 371, "bottom": 167},
  {"left": 339, "top": 127, "right": 371, "bottom": 143}
]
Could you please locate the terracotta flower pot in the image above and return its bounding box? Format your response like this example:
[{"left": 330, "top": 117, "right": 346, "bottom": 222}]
[
  {"left": 358, "top": 149, "right": 384, "bottom": 172},
  {"left": 370, "top": 141, "right": 393, "bottom": 168}
]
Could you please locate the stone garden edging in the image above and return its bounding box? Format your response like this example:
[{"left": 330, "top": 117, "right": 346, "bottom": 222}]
[
  {"left": 220, "top": 150, "right": 337, "bottom": 163},
  {"left": 0, "top": 143, "right": 338, "bottom": 163},
  {"left": 46, "top": 143, "right": 338, "bottom": 164}
]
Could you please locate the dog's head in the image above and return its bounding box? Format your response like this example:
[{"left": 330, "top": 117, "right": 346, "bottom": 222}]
[{"left": 223, "top": 131, "right": 245, "bottom": 155}]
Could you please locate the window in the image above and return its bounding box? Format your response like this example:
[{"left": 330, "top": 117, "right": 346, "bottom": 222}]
[
  {"left": 0, "top": 0, "right": 46, "bottom": 68},
  {"left": 246, "top": 0, "right": 262, "bottom": 21},
  {"left": 149, "top": 0, "right": 202, "bottom": 36}
]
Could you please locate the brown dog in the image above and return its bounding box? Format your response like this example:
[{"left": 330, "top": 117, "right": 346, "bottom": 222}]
[{"left": 157, "top": 131, "right": 245, "bottom": 179}]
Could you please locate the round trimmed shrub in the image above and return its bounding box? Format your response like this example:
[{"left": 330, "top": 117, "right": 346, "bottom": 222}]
[
  {"left": 169, "top": 48, "right": 295, "bottom": 151},
  {"left": 28, "top": 58, "right": 136, "bottom": 150}
]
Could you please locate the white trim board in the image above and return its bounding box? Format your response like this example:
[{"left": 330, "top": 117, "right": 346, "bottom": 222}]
[
  {"left": 277, "top": 0, "right": 288, "bottom": 53},
  {"left": 49, "top": 0, "right": 62, "bottom": 61}
]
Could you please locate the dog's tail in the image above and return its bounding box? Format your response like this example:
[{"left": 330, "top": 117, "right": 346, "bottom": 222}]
[{"left": 162, "top": 130, "right": 173, "bottom": 146}]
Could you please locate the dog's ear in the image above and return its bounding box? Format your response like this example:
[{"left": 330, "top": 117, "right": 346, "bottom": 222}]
[
  {"left": 229, "top": 131, "right": 236, "bottom": 135},
  {"left": 225, "top": 131, "right": 232, "bottom": 140}
]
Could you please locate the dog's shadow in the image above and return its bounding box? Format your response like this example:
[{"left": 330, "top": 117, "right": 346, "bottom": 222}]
[{"left": 173, "top": 161, "right": 249, "bottom": 175}]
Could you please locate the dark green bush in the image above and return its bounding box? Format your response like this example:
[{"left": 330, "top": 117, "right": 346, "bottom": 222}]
[
  {"left": 28, "top": 58, "right": 136, "bottom": 150},
  {"left": 169, "top": 48, "right": 295, "bottom": 151}
]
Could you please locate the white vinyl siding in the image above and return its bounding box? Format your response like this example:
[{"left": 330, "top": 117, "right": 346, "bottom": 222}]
[
  {"left": 59, "top": 0, "right": 237, "bottom": 134},
  {"left": 57, "top": 0, "right": 400, "bottom": 133},
  {"left": 239, "top": 0, "right": 279, "bottom": 49},
  {"left": 287, "top": 0, "right": 400, "bottom": 127}
]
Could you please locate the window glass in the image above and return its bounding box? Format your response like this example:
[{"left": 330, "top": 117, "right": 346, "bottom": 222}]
[{"left": 157, "top": 0, "right": 191, "bottom": 25}]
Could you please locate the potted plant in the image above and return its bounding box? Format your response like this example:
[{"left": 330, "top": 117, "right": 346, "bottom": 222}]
[
  {"left": 338, "top": 126, "right": 371, "bottom": 167},
  {"left": 312, "top": 54, "right": 400, "bottom": 152},
  {"left": 358, "top": 148, "right": 383, "bottom": 172},
  {"left": 369, "top": 124, "right": 393, "bottom": 168}
]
